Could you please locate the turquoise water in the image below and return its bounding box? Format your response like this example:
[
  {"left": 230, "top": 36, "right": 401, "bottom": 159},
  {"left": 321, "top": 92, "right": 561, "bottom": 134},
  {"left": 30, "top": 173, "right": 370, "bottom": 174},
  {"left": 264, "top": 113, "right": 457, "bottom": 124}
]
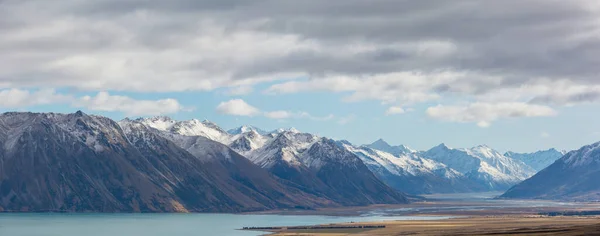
[{"left": 0, "top": 213, "right": 451, "bottom": 236}]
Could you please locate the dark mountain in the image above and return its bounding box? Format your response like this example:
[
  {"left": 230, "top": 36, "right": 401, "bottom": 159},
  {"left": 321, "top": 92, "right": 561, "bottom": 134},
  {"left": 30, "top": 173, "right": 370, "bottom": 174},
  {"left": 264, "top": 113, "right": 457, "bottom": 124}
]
[
  {"left": 246, "top": 132, "right": 409, "bottom": 205},
  {"left": 0, "top": 112, "right": 331, "bottom": 212},
  {"left": 501, "top": 142, "right": 600, "bottom": 201},
  {"left": 119, "top": 119, "right": 334, "bottom": 210}
]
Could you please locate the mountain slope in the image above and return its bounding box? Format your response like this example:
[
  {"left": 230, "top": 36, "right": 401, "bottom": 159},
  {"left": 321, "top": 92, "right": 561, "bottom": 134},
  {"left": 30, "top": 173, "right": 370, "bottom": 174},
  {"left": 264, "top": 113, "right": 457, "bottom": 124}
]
[
  {"left": 501, "top": 142, "right": 600, "bottom": 201},
  {"left": 343, "top": 142, "right": 485, "bottom": 194},
  {"left": 245, "top": 132, "right": 409, "bottom": 205},
  {"left": 504, "top": 149, "right": 565, "bottom": 172},
  {"left": 119, "top": 119, "right": 334, "bottom": 210},
  {"left": 423, "top": 144, "right": 536, "bottom": 191},
  {"left": 366, "top": 139, "right": 415, "bottom": 156},
  {"left": 134, "top": 118, "right": 407, "bottom": 206},
  {"left": 227, "top": 125, "right": 268, "bottom": 135},
  {"left": 0, "top": 112, "right": 331, "bottom": 213},
  {"left": 0, "top": 112, "right": 182, "bottom": 212}
]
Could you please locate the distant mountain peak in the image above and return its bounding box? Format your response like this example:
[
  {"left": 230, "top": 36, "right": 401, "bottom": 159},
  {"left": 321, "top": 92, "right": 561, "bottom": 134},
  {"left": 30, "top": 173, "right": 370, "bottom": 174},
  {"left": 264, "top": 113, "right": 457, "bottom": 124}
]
[
  {"left": 74, "top": 110, "right": 86, "bottom": 117},
  {"left": 366, "top": 139, "right": 415, "bottom": 156},
  {"left": 227, "top": 125, "right": 268, "bottom": 135},
  {"left": 201, "top": 119, "right": 217, "bottom": 126},
  {"left": 273, "top": 127, "right": 301, "bottom": 134},
  {"left": 371, "top": 138, "right": 392, "bottom": 147},
  {"left": 430, "top": 143, "right": 450, "bottom": 151}
]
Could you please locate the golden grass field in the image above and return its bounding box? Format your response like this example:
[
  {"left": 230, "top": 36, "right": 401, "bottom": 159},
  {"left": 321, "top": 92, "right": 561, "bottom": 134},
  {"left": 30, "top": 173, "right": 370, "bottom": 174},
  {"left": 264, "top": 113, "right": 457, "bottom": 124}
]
[{"left": 262, "top": 215, "right": 600, "bottom": 235}]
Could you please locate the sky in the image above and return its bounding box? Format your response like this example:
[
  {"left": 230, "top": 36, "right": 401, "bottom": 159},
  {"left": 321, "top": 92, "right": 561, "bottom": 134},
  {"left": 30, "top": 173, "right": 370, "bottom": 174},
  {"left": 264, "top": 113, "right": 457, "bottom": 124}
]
[{"left": 2, "top": 0, "right": 600, "bottom": 152}]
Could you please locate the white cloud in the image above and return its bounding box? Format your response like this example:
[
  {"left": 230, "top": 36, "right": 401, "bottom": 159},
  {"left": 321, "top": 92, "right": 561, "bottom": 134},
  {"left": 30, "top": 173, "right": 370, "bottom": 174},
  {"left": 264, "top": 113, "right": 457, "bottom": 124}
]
[
  {"left": 75, "top": 92, "right": 186, "bottom": 116},
  {"left": 0, "top": 89, "right": 71, "bottom": 108},
  {"left": 264, "top": 110, "right": 293, "bottom": 119},
  {"left": 385, "top": 106, "right": 406, "bottom": 115},
  {"left": 265, "top": 71, "right": 500, "bottom": 105},
  {"left": 298, "top": 112, "right": 335, "bottom": 121},
  {"left": 216, "top": 99, "right": 261, "bottom": 117},
  {"left": 217, "top": 99, "right": 334, "bottom": 121},
  {"left": 426, "top": 102, "right": 557, "bottom": 127},
  {"left": 2, "top": 0, "right": 600, "bottom": 126}
]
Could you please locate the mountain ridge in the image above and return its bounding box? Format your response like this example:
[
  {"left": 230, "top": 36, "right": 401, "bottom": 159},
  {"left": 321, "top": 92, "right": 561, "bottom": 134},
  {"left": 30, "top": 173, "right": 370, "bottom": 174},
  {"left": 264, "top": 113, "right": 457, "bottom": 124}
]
[{"left": 501, "top": 141, "right": 600, "bottom": 201}]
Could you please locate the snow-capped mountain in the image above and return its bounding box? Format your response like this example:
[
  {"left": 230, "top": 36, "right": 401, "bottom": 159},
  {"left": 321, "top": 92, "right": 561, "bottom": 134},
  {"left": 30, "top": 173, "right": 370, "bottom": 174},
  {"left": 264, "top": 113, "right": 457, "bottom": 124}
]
[
  {"left": 502, "top": 141, "right": 600, "bottom": 201},
  {"left": 342, "top": 141, "right": 485, "bottom": 194},
  {"left": 0, "top": 111, "right": 333, "bottom": 213},
  {"left": 133, "top": 116, "right": 552, "bottom": 195},
  {"left": 365, "top": 139, "right": 416, "bottom": 156},
  {"left": 137, "top": 116, "right": 231, "bottom": 143},
  {"left": 504, "top": 148, "right": 566, "bottom": 172},
  {"left": 131, "top": 117, "right": 408, "bottom": 205},
  {"left": 227, "top": 125, "right": 268, "bottom": 135},
  {"left": 241, "top": 131, "right": 408, "bottom": 205},
  {"left": 423, "top": 144, "right": 536, "bottom": 191}
]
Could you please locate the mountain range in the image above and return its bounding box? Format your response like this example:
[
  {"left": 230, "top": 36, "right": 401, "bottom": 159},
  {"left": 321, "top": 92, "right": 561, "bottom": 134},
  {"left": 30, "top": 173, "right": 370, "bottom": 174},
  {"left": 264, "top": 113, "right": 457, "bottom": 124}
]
[
  {"left": 0, "top": 111, "right": 587, "bottom": 212},
  {"left": 501, "top": 141, "right": 600, "bottom": 201},
  {"left": 136, "top": 116, "right": 565, "bottom": 195},
  {"left": 0, "top": 112, "right": 410, "bottom": 212}
]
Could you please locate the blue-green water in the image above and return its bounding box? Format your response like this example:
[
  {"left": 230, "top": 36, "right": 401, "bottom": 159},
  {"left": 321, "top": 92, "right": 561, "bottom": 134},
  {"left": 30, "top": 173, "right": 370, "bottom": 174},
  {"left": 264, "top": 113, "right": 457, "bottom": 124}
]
[{"left": 0, "top": 213, "right": 451, "bottom": 236}]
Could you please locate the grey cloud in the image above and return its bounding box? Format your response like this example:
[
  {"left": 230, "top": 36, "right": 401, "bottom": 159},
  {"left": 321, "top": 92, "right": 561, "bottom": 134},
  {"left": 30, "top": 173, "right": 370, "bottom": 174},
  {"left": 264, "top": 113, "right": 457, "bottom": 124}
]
[{"left": 1, "top": 0, "right": 600, "bottom": 98}]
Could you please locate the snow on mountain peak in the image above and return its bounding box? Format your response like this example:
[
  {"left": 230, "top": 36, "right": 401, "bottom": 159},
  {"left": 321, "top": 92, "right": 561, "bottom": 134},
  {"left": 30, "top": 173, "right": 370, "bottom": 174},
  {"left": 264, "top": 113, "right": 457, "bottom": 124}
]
[
  {"left": 135, "top": 117, "right": 230, "bottom": 143},
  {"left": 504, "top": 148, "right": 565, "bottom": 172},
  {"left": 273, "top": 127, "right": 301, "bottom": 134},
  {"left": 424, "top": 143, "right": 536, "bottom": 188},
  {"left": 430, "top": 143, "right": 450, "bottom": 151},
  {"left": 563, "top": 141, "right": 600, "bottom": 167},
  {"left": 136, "top": 116, "right": 177, "bottom": 131},
  {"left": 366, "top": 139, "right": 415, "bottom": 156},
  {"left": 227, "top": 125, "right": 268, "bottom": 135}
]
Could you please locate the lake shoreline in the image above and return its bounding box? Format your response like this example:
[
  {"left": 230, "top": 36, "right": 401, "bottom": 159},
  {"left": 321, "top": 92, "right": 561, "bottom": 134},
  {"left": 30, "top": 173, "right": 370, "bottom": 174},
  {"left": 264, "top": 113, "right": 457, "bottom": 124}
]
[{"left": 252, "top": 215, "right": 600, "bottom": 235}]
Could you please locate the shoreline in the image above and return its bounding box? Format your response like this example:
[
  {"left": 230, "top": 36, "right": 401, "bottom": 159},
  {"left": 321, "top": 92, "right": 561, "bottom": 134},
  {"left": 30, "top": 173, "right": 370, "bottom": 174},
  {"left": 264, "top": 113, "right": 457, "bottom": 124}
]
[{"left": 244, "top": 215, "right": 600, "bottom": 235}]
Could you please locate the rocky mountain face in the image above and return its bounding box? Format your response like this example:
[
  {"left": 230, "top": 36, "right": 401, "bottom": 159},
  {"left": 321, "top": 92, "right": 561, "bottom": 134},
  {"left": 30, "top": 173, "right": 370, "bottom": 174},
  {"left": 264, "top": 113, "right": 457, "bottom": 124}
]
[
  {"left": 365, "top": 139, "right": 416, "bottom": 156},
  {"left": 501, "top": 142, "right": 600, "bottom": 201},
  {"left": 342, "top": 140, "right": 486, "bottom": 194},
  {"left": 3, "top": 111, "right": 576, "bottom": 213},
  {"left": 139, "top": 119, "right": 409, "bottom": 206},
  {"left": 134, "top": 117, "right": 408, "bottom": 205},
  {"left": 504, "top": 149, "right": 565, "bottom": 172},
  {"left": 422, "top": 144, "right": 536, "bottom": 191},
  {"left": 0, "top": 112, "right": 333, "bottom": 212},
  {"left": 227, "top": 125, "right": 268, "bottom": 136},
  {"left": 347, "top": 139, "right": 545, "bottom": 194}
]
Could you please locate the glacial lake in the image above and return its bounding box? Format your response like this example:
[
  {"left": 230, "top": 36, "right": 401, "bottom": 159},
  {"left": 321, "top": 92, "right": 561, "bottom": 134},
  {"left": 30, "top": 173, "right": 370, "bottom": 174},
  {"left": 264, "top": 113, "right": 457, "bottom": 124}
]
[
  {"left": 0, "top": 213, "right": 451, "bottom": 236},
  {"left": 0, "top": 193, "right": 588, "bottom": 236}
]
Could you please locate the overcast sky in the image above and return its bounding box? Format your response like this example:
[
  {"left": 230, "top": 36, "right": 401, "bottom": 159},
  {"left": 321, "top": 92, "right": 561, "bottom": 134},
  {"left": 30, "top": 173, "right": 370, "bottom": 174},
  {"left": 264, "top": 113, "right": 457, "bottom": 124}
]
[{"left": 2, "top": 0, "right": 600, "bottom": 152}]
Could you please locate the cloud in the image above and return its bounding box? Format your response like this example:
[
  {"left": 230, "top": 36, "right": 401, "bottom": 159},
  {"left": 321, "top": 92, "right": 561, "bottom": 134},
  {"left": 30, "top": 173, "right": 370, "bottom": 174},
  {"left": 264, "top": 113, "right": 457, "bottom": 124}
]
[
  {"left": 1, "top": 0, "right": 600, "bottom": 124},
  {"left": 426, "top": 102, "right": 558, "bottom": 127},
  {"left": 298, "top": 112, "right": 335, "bottom": 121},
  {"left": 264, "top": 110, "right": 293, "bottom": 119},
  {"left": 385, "top": 106, "right": 406, "bottom": 115},
  {"left": 75, "top": 92, "right": 186, "bottom": 116},
  {"left": 2, "top": 0, "right": 600, "bottom": 95},
  {"left": 0, "top": 89, "right": 71, "bottom": 108},
  {"left": 216, "top": 99, "right": 261, "bottom": 117},
  {"left": 217, "top": 99, "right": 334, "bottom": 121}
]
